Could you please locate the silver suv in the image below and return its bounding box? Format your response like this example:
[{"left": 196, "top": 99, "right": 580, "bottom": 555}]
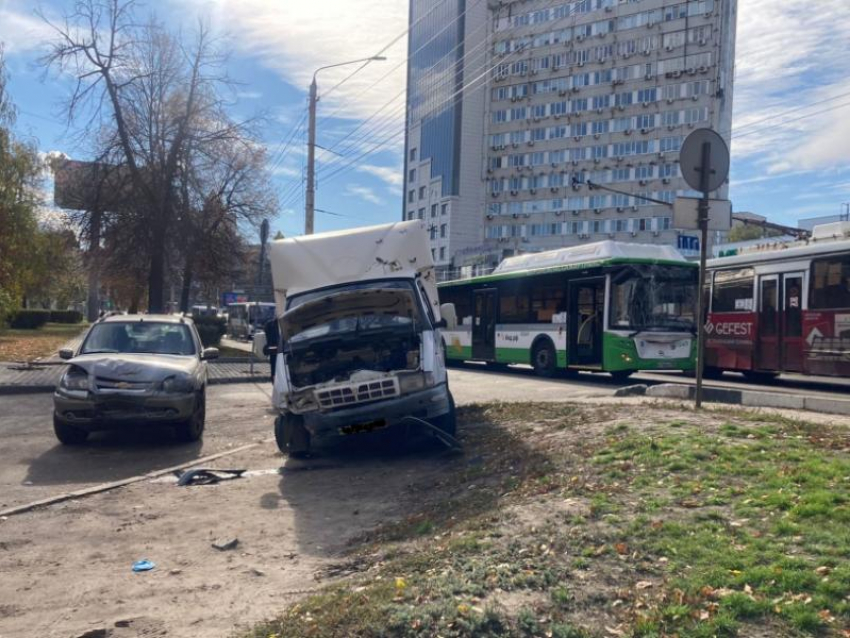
[{"left": 53, "top": 315, "right": 218, "bottom": 444}]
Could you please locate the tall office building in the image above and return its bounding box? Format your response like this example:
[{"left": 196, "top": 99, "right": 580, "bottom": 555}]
[{"left": 403, "top": 0, "right": 738, "bottom": 276}]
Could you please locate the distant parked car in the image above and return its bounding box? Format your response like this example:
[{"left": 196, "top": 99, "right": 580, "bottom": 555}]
[{"left": 52, "top": 314, "right": 218, "bottom": 445}]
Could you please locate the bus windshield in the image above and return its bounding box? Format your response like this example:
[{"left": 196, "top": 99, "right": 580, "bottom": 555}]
[{"left": 610, "top": 265, "right": 697, "bottom": 332}]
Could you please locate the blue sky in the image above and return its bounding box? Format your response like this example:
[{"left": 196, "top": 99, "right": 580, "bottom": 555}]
[{"left": 1, "top": 0, "right": 850, "bottom": 238}]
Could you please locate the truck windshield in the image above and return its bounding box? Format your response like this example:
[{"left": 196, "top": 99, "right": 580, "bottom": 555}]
[
  {"left": 284, "top": 280, "right": 425, "bottom": 343},
  {"left": 609, "top": 265, "right": 697, "bottom": 332}
]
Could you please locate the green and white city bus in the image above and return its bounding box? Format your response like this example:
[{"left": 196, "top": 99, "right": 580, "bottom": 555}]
[{"left": 438, "top": 241, "right": 698, "bottom": 379}]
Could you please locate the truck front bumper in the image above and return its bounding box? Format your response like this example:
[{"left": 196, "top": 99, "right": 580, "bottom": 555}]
[{"left": 298, "top": 383, "right": 451, "bottom": 438}]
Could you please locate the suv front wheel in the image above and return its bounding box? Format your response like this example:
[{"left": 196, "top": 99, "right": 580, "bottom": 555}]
[
  {"left": 175, "top": 391, "right": 205, "bottom": 442},
  {"left": 53, "top": 414, "right": 89, "bottom": 445}
]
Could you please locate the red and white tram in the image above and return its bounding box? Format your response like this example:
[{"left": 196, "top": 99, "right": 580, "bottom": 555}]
[{"left": 705, "top": 222, "right": 850, "bottom": 380}]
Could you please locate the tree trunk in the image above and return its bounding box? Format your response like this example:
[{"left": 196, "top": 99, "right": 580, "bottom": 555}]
[
  {"left": 86, "top": 208, "right": 102, "bottom": 322},
  {"left": 147, "top": 211, "right": 167, "bottom": 313},
  {"left": 179, "top": 251, "right": 194, "bottom": 314}
]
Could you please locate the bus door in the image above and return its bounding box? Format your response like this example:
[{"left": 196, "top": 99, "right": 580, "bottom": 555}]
[
  {"left": 756, "top": 276, "right": 780, "bottom": 371},
  {"left": 472, "top": 288, "right": 497, "bottom": 361},
  {"left": 781, "top": 272, "right": 805, "bottom": 372},
  {"left": 568, "top": 278, "right": 605, "bottom": 366}
]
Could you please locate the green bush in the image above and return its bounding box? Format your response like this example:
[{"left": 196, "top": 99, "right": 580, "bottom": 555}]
[
  {"left": 193, "top": 315, "right": 227, "bottom": 347},
  {"left": 49, "top": 310, "right": 83, "bottom": 324},
  {"left": 9, "top": 309, "right": 51, "bottom": 329}
]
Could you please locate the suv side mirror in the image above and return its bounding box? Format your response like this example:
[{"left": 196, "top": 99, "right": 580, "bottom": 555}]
[
  {"left": 59, "top": 348, "right": 75, "bottom": 360},
  {"left": 439, "top": 303, "right": 458, "bottom": 331},
  {"left": 201, "top": 347, "right": 219, "bottom": 361}
]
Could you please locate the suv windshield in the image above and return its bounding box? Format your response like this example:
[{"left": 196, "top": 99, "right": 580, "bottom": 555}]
[
  {"left": 80, "top": 322, "right": 197, "bottom": 356},
  {"left": 610, "top": 265, "right": 697, "bottom": 332}
]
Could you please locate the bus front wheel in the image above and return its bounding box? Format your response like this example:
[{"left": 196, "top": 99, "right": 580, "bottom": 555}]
[
  {"left": 610, "top": 370, "right": 633, "bottom": 382},
  {"left": 532, "top": 340, "right": 557, "bottom": 378}
]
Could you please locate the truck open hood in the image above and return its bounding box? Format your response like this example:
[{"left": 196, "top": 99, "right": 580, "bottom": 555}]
[
  {"left": 269, "top": 221, "right": 440, "bottom": 322},
  {"left": 281, "top": 287, "right": 419, "bottom": 341}
]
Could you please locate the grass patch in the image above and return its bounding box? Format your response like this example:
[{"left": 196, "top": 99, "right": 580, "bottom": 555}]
[
  {"left": 0, "top": 322, "right": 86, "bottom": 361},
  {"left": 239, "top": 403, "right": 850, "bottom": 638}
]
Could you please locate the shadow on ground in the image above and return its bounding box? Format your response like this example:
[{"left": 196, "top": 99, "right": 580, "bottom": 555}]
[{"left": 23, "top": 423, "right": 203, "bottom": 486}]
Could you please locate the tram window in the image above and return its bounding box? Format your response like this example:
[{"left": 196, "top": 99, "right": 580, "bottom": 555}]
[
  {"left": 529, "top": 273, "right": 566, "bottom": 323},
  {"left": 712, "top": 268, "right": 754, "bottom": 313},
  {"left": 811, "top": 255, "right": 850, "bottom": 310},
  {"left": 497, "top": 280, "right": 531, "bottom": 324},
  {"left": 440, "top": 286, "right": 473, "bottom": 326}
]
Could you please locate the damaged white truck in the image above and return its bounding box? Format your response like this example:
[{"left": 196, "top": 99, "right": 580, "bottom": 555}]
[{"left": 268, "top": 221, "right": 457, "bottom": 456}]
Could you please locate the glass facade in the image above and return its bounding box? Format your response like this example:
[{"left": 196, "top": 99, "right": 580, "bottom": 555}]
[{"left": 407, "top": 0, "right": 465, "bottom": 197}]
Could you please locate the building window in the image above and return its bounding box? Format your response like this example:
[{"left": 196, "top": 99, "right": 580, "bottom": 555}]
[
  {"left": 440, "top": 224, "right": 447, "bottom": 238},
  {"left": 439, "top": 247, "right": 446, "bottom": 261},
  {"left": 408, "top": 190, "right": 415, "bottom": 203},
  {"left": 441, "top": 203, "right": 448, "bottom": 215},
  {"left": 418, "top": 208, "right": 425, "bottom": 220},
  {"left": 431, "top": 248, "right": 435, "bottom": 260},
  {"left": 409, "top": 169, "right": 416, "bottom": 183},
  {"left": 419, "top": 186, "right": 426, "bottom": 200},
  {"left": 409, "top": 148, "right": 417, "bottom": 161},
  {"left": 430, "top": 226, "right": 437, "bottom": 240},
  {"left": 431, "top": 204, "right": 437, "bottom": 217}
]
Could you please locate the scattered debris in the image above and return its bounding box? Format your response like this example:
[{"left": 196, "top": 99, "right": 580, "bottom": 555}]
[
  {"left": 73, "top": 629, "right": 107, "bottom": 638},
  {"left": 212, "top": 538, "right": 239, "bottom": 551},
  {"left": 169, "top": 569, "right": 182, "bottom": 576},
  {"left": 245, "top": 568, "right": 265, "bottom": 577},
  {"left": 131, "top": 559, "right": 155, "bottom": 572},
  {"left": 175, "top": 468, "right": 246, "bottom": 486}
]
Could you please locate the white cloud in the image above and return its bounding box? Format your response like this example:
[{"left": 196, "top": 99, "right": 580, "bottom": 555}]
[
  {"left": 0, "top": 2, "right": 53, "bottom": 54},
  {"left": 236, "top": 90, "right": 263, "bottom": 100},
  {"left": 344, "top": 184, "right": 384, "bottom": 206},
  {"left": 731, "top": 0, "right": 850, "bottom": 173},
  {"left": 172, "top": 0, "right": 408, "bottom": 123},
  {"left": 355, "top": 163, "right": 403, "bottom": 187}
]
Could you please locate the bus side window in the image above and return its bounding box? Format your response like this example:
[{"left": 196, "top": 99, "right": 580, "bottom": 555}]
[
  {"left": 811, "top": 255, "right": 850, "bottom": 310},
  {"left": 712, "top": 268, "right": 755, "bottom": 313},
  {"left": 441, "top": 286, "right": 473, "bottom": 326},
  {"left": 497, "top": 280, "right": 531, "bottom": 324}
]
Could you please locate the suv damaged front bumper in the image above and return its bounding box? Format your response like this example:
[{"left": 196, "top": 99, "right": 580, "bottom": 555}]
[
  {"left": 297, "top": 383, "right": 451, "bottom": 438},
  {"left": 53, "top": 390, "right": 196, "bottom": 430}
]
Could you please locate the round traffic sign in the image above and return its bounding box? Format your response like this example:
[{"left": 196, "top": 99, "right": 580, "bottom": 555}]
[{"left": 679, "top": 128, "right": 730, "bottom": 193}]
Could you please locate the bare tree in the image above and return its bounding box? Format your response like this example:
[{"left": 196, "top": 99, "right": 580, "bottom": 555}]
[{"left": 40, "top": 0, "right": 274, "bottom": 312}]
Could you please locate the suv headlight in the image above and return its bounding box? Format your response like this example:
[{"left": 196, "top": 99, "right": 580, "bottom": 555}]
[
  {"left": 60, "top": 367, "right": 89, "bottom": 391},
  {"left": 161, "top": 375, "right": 194, "bottom": 394}
]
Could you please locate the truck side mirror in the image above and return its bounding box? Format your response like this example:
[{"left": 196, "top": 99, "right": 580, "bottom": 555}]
[{"left": 439, "top": 303, "right": 458, "bottom": 331}]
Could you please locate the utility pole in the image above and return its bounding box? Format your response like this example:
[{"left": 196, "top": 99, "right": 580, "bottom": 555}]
[
  {"left": 305, "top": 79, "right": 317, "bottom": 236},
  {"left": 304, "top": 56, "right": 386, "bottom": 235},
  {"left": 694, "top": 141, "right": 711, "bottom": 409}
]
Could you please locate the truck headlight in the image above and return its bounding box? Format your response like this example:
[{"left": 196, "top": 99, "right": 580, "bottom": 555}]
[
  {"left": 161, "top": 375, "right": 194, "bottom": 394},
  {"left": 399, "top": 372, "right": 435, "bottom": 394},
  {"left": 60, "top": 367, "right": 89, "bottom": 391}
]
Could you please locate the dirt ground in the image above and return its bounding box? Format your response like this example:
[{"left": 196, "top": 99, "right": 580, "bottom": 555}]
[
  {"left": 3, "top": 398, "right": 850, "bottom": 638},
  {"left": 0, "top": 432, "right": 461, "bottom": 638}
]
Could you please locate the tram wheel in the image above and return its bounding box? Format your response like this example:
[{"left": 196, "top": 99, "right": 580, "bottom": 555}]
[{"left": 743, "top": 370, "right": 779, "bottom": 384}]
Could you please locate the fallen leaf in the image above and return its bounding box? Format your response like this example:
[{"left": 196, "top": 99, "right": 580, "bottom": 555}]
[
  {"left": 615, "top": 542, "right": 629, "bottom": 555},
  {"left": 636, "top": 581, "right": 653, "bottom": 590}
]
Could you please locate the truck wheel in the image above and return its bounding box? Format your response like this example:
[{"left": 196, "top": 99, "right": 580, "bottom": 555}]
[
  {"left": 175, "top": 392, "right": 206, "bottom": 442},
  {"left": 431, "top": 392, "right": 457, "bottom": 437},
  {"left": 532, "top": 340, "right": 557, "bottom": 378},
  {"left": 275, "top": 414, "right": 311, "bottom": 458},
  {"left": 53, "top": 414, "right": 88, "bottom": 445}
]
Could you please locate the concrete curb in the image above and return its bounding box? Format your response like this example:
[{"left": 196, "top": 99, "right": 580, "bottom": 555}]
[{"left": 644, "top": 383, "right": 850, "bottom": 416}]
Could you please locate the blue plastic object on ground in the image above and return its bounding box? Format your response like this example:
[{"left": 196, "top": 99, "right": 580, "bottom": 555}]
[{"left": 132, "top": 559, "right": 155, "bottom": 572}]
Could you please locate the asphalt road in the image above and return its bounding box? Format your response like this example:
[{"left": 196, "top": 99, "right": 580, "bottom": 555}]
[{"left": 0, "top": 384, "right": 277, "bottom": 512}]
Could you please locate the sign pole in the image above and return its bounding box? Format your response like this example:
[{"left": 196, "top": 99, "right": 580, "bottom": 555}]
[{"left": 694, "top": 141, "right": 712, "bottom": 409}]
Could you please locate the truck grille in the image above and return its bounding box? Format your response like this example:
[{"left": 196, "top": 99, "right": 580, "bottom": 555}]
[{"left": 315, "top": 378, "right": 399, "bottom": 410}]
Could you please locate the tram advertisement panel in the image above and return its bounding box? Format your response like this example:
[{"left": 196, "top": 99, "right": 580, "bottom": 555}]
[
  {"left": 705, "top": 312, "right": 757, "bottom": 371},
  {"left": 802, "top": 311, "right": 850, "bottom": 376}
]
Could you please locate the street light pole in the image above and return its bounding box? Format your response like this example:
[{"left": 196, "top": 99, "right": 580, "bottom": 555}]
[{"left": 305, "top": 56, "right": 387, "bottom": 235}]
